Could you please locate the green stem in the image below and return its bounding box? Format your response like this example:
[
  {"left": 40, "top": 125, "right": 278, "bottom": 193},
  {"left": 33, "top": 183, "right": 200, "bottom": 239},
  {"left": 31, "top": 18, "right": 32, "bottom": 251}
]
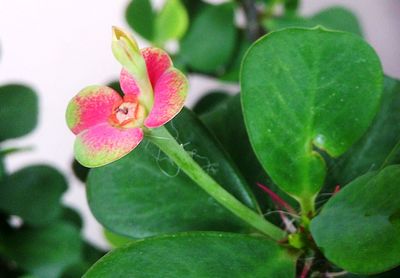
[
  {"left": 299, "top": 196, "right": 316, "bottom": 229},
  {"left": 146, "top": 126, "right": 286, "bottom": 241}
]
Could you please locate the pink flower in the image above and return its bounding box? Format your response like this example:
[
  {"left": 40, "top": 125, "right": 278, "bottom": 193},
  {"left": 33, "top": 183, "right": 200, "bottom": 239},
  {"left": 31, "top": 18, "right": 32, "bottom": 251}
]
[{"left": 66, "top": 27, "right": 188, "bottom": 167}]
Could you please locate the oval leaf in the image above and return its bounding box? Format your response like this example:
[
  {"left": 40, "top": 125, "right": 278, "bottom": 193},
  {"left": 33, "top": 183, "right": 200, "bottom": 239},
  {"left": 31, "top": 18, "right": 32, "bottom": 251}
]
[
  {"left": 180, "top": 3, "right": 236, "bottom": 73},
  {"left": 241, "top": 27, "right": 383, "bottom": 202},
  {"left": 311, "top": 165, "right": 400, "bottom": 274},
  {"left": 125, "top": 0, "right": 155, "bottom": 41},
  {"left": 0, "top": 84, "right": 38, "bottom": 141},
  {"left": 327, "top": 76, "right": 400, "bottom": 187},
  {"left": 154, "top": 0, "right": 189, "bottom": 45},
  {"left": 87, "top": 109, "right": 260, "bottom": 238},
  {"left": 0, "top": 165, "right": 68, "bottom": 226},
  {"left": 84, "top": 232, "right": 297, "bottom": 277}
]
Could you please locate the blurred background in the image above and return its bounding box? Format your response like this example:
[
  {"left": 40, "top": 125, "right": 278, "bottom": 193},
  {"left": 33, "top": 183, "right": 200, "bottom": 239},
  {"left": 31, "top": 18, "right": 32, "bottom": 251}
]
[{"left": 0, "top": 0, "right": 399, "bottom": 249}]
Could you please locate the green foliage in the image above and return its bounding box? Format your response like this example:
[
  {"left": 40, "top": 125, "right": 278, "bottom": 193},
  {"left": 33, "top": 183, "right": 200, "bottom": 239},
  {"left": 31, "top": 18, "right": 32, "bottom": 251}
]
[
  {"left": 179, "top": 3, "right": 237, "bottom": 73},
  {"left": 104, "top": 229, "right": 134, "bottom": 248},
  {"left": 87, "top": 109, "right": 258, "bottom": 238},
  {"left": 154, "top": 0, "right": 188, "bottom": 45},
  {"left": 0, "top": 84, "right": 38, "bottom": 141},
  {"left": 79, "top": 1, "right": 399, "bottom": 277},
  {"left": 199, "top": 94, "right": 295, "bottom": 212},
  {"left": 0, "top": 75, "right": 102, "bottom": 277},
  {"left": 126, "top": 0, "right": 188, "bottom": 46},
  {"left": 192, "top": 91, "right": 230, "bottom": 115},
  {"left": 126, "top": 0, "right": 154, "bottom": 41},
  {"left": 1, "top": 222, "right": 82, "bottom": 278},
  {"left": 241, "top": 28, "right": 383, "bottom": 207},
  {"left": 0, "top": 165, "right": 67, "bottom": 226},
  {"left": 61, "top": 206, "right": 84, "bottom": 229},
  {"left": 311, "top": 165, "right": 400, "bottom": 274},
  {"left": 327, "top": 76, "right": 400, "bottom": 186},
  {"left": 0, "top": 155, "right": 4, "bottom": 181},
  {"left": 72, "top": 159, "right": 90, "bottom": 183},
  {"left": 265, "top": 6, "right": 363, "bottom": 36},
  {"left": 84, "top": 233, "right": 297, "bottom": 278}
]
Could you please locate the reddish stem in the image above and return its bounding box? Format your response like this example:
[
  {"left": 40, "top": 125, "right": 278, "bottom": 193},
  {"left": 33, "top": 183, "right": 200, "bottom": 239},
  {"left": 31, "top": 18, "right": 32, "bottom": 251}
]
[
  {"left": 256, "top": 183, "right": 297, "bottom": 215},
  {"left": 300, "top": 258, "right": 313, "bottom": 278}
]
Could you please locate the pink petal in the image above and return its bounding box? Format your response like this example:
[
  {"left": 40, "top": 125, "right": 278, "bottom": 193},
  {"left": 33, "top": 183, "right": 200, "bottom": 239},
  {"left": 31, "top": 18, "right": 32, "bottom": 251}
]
[
  {"left": 66, "top": 86, "right": 122, "bottom": 135},
  {"left": 119, "top": 47, "right": 172, "bottom": 99},
  {"left": 141, "top": 47, "right": 172, "bottom": 87},
  {"left": 74, "top": 124, "right": 143, "bottom": 167},
  {"left": 144, "top": 68, "right": 188, "bottom": 128},
  {"left": 120, "top": 68, "right": 141, "bottom": 99}
]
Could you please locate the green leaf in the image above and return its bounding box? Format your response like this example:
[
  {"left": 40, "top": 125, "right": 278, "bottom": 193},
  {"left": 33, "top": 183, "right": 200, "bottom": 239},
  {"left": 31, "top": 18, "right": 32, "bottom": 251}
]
[
  {"left": 310, "top": 165, "right": 400, "bottom": 274},
  {"left": 192, "top": 91, "right": 231, "bottom": 115},
  {"left": 312, "top": 6, "right": 363, "bottom": 35},
  {"left": 0, "top": 84, "right": 38, "bottom": 141},
  {"left": 84, "top": 232, "right": 297, "bottom": 277},
  {"left": 200, "top": 94, "right": 296, "bottom": 212},
  {"left": 0, "top": 165, "right": 67, "bottom": 226},
  {"left": 284, "top": 0, "right": 299, "bottom": 13},
  {"left": 154, "top": 0, "right": 189, "bottom": 45},
  {"left": 265, "top": 6, "right": 363, "bottom": 36},
  {"left": 125, "top": 0, "right": 155, "bottom": 41},
  {"left": 104, "top": 229, "right": 134, "bottom": 248},
  {"left": 220, "top": 32, "right": 252, "bottom": 82},
  {"left": 2, "top": 222, "right": 82, "bottom": 278},
  {"left": 241, "top": 28, "right": 383, "bottom": 206},
  {"left": 326, "top": 76, "right": 400, "bottom": 187},
  {"left": 0, "top": 155, "right": 4, "bottom": 181},
  {"left": 72, "top": 159, "right": 90, "bottom": 183},
  {"left": 87, "top": 109, "right": 259, "bottom": 238},
  {"left": 61, "top": 206, "right": 83, "bottom": 229},
  {"left": 180, "top": 3, "right": 237, "bottom": 73}
]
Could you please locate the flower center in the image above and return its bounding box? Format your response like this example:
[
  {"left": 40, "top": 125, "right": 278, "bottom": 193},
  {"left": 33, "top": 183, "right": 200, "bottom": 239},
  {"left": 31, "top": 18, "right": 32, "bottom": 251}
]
[{"left": 110, "top": 100, "right": 146, "bottom": 128}]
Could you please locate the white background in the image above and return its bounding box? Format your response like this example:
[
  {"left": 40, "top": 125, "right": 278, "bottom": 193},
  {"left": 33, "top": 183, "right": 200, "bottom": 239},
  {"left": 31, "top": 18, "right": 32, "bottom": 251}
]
[{"left": 0, "top": 0, "right": 399, "bottom": 248}]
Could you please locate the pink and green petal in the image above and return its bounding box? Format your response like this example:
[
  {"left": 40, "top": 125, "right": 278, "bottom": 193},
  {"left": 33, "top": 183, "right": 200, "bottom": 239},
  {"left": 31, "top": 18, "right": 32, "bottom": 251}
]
[
  {"left": 141, "top": 47, "right": 172, "bottom": 88},
  {"left": 66, "top": 86, "right": 122, "bottom": 135},
  {"left": 74, "top": 124, "right": 143, "bottom": 167},
  {"left": 144, "top": 68, "right": 188, "bottom": 128},
  {"left": 120, "top": 68, "right": 141, "bottom": 99}
]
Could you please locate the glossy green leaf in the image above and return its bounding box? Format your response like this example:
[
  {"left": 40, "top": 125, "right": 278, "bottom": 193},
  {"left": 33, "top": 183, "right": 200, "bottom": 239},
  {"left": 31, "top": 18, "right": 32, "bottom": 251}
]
[
  {"left": 125, "top": 0, "right": 155, "bottom": 41},
  {"left": 0, "top": 84, "right": 38, "bottom": 141},
  {"left": 200, "top": 94, "right": 296, "bottom": 212},
  {"left": 180, "top": 3, "right": 237, "bottom": 73},
  {"left": 87, "top": 109, "right": 259, "bottom": 238},
  {"left": 327, "top": 76, "right": 400, "bottom": 186},
  {"left": 0, "top": 165, "right": 67, "bottom": 226},
  {"left": 241, "top": 28, "right": 383, "bottom": 204},
  {"left": 1, "top": 222, "right": 82, "bottom": 278},
  {"left": 154, "top": 0, "right": 188, "bottom": 45},
  {"left": 311, "top": 165, "right": 400, "bottom": 274},
  {"left": 265, "top": 6, "right": 363, "bottom": 36},
  {"left": 84, "top": 232, "right": 297, "bottom": 277}
]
